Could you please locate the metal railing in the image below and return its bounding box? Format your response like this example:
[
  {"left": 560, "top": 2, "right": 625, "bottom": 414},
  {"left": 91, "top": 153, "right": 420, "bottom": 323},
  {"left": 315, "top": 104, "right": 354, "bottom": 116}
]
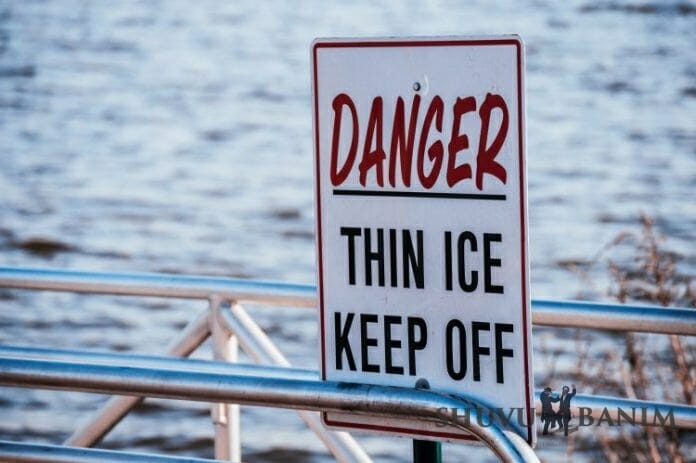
[
  {"left": 1, "top": 266, "right": 694, "bottom": 335},
  {"left": 0, "top": 266, "right": 694, "bottom": 463},
  {"left": 0, "top": 440, "right": 222, "bottom": 463},
  {"left": 0, "top": 355, "right": 541, "bottom": 463},
  {"left": 2, "top": 344, "right": 694, "bottom": 430}
]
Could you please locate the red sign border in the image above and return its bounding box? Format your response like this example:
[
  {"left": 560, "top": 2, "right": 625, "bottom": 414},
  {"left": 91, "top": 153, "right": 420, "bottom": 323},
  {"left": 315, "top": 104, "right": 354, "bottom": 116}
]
[{"left": 311, "top": 36, "right": 532, "bottom": 445}]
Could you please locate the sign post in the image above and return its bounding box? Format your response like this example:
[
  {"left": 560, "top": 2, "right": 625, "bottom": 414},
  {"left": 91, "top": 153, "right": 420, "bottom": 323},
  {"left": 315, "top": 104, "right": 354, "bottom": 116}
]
[
  {"left": 412, "top": 378, "right": 442, "bottom": 463},
  {"left": 312, "top": 36, "right": 534, "bottom": 446},
  {"left": 413, "top": 439, "right": 441, "bottom": 463}
]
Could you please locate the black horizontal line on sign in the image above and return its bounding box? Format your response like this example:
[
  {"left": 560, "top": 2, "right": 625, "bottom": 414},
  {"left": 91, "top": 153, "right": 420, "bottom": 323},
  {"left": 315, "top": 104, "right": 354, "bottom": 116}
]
[{"left": 332, "top": 189, "right": 506, "bottom": 201}]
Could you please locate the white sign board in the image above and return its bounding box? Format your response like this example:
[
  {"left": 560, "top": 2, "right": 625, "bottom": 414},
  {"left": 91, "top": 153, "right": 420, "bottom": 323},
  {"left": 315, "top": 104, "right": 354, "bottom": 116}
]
[{"left": 312, "top": 36, "right": 533, "bottom": 445}]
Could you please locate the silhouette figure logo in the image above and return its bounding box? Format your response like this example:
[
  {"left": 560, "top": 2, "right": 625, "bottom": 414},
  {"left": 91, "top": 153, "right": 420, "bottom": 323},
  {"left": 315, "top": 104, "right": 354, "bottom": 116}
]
[{"left": 540, "top": 384, "right": 576, "bottom": 436}]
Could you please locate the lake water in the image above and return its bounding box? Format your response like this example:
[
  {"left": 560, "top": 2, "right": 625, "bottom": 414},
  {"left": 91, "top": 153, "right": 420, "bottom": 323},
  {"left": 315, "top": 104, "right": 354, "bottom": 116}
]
[{"left": 0, "top": 1, "right": 694, "bottom": 461}]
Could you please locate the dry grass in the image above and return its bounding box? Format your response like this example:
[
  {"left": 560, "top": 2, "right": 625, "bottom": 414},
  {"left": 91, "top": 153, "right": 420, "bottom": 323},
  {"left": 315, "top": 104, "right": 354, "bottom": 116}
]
[{"left": 561, "top": 214, "right": 694, "bottom": 462}]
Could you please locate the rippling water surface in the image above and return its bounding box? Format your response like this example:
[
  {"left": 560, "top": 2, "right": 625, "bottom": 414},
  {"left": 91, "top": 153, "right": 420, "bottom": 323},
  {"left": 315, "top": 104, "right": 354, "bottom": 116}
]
[{"left": 1, "top": 1, "right": 694, "bottom": 461}]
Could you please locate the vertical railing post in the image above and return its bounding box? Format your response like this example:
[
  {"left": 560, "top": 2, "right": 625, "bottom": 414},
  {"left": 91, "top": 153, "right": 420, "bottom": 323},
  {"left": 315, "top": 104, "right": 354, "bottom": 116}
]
[
  {"left": 413, "top": 439, "right": 442, "bottom": 463},
  {"left": 218, "top": 302, "right": 373, "bottom": 463},
  {"left": 209, "top": 297, "right": 241, "bottom": 462},
  {"left": 413, "top": 379, "right": 441, "bottom": 463}
]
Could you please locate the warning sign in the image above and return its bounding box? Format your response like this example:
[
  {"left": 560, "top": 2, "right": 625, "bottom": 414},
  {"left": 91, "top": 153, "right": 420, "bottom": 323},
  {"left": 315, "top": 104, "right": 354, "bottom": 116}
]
[{"left": 311, "top": 36, "right": 534, "bottom": 445}]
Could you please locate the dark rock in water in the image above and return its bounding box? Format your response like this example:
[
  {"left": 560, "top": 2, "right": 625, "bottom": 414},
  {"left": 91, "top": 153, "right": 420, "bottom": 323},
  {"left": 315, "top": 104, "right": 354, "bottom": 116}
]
[
  {"left": 682, "top": 87, "right": 696, "bottom": 98},
  {"left": 0, "top": 65, "right": 36, "bottom": 78},
  {"left": 246, "top": 447, "right": 316, "bottom": 463},
  {"left": 270, "top": 207, "right": 302, "bottom": 221},
  {"left": 201, "top": 129, "right": 231, "bottom": 142},
  {"left": 606, "top": 80, "right": 635, "bottom": 94},
  {"left": 14, "top": 237, "right": 75, "bottom": 257},
  {"left": 556, "top": 257, "right": 592, "bottom": 270},
  {"left": 282, "top": 229, "right": 314, "bottom": 240},
  {"left": 579, "top": 2, "right": 696, "bottom": 16},
  {"left": 0, "top": 228, "right": 15, "bottom": 241}
]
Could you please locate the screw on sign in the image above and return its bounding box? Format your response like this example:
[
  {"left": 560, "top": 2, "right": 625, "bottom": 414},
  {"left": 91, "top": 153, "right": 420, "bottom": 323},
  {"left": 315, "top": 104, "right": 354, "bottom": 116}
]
[{"left": 312, "top": 36, "right": 534, "bottom": 446}]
